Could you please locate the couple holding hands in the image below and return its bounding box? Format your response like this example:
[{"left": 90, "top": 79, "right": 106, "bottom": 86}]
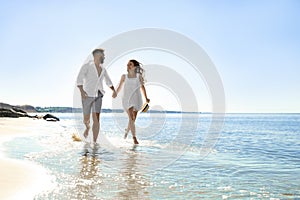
[{"left": 76, "top": 48, "right": 150, "bottom": 147}]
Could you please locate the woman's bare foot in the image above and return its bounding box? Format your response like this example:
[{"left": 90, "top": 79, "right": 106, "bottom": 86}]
[
  {"left": 133, "top": 137, "right": 139, "bottom": 144},
  {"left": 124, "top": 128, "right": 129, "bottom": 139}
]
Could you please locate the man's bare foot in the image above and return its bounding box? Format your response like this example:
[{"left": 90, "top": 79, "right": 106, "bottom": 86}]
[
  {"left": 92, "top": 142, "right": 100, "bottom": 150},
  {"left": 133, "top": 137, "right": 139, "bottom": 144},
  {"left": 83, "top": 129, "right": 89, "bottom": 138}
]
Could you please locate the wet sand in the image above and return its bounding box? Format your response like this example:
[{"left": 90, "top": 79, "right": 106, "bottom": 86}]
[{"left": 0, "top": 117, "right": 53, "bottom": 199}]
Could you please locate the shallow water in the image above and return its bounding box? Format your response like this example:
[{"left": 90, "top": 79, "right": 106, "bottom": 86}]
[{"left": 3, "top": 113, "right": 300, "bottom": 199}]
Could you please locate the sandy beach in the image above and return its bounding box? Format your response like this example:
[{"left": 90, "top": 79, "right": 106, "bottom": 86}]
[{"left": 0, "top": 117, "right": 54, "bottom": 200}]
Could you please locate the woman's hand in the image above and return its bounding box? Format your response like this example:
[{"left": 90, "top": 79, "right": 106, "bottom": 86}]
[{"left": 146, "top": 98, "right": 150, "bottom": 103}]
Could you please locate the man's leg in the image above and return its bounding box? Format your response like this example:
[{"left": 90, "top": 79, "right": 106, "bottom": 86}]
[
  {"left": 82, "top": 97, "right": 92, "bottom": 139},
  {"left": 83, "top": 114, "right": 90, "bottom": 138},
  {"left": 92, "top": 112, "right": 100, "bottom": 143},
  {"left": 91, "top": 91, "right": 103, "bottom": 144}
]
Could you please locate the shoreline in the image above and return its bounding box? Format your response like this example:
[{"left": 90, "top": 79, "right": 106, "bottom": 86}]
[{"left": 0, "top": 117, "right": 54, "bottom": 199}]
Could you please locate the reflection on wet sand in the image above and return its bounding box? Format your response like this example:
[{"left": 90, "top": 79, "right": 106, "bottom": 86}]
[
  {"left": 61, "top": 146, "right": 151, "bottom": 200},
  {"left": 73, "top": 154, "right": 102, "bottom": 199},
  {"left": 117, "top": 146, "right": 150, "bottom": 200}
]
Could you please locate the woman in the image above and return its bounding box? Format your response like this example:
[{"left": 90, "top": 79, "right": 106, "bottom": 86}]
[{"left": 115, "top": 59, "right": 150, "bottom": 144}]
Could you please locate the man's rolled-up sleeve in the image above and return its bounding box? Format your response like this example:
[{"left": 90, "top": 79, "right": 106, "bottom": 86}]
[
  {"left": 104, "top": 69, "right": 113, "bottom": 87},
  {"left": 77, "top": 64, "right": 87, "bottom": 86}
]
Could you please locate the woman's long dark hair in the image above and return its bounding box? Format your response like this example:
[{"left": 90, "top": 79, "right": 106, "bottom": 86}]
[{"left": 130, "top": 59, "right": 145, "bottom": 77}]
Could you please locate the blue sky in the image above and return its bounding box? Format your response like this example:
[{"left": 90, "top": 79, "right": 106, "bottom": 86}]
[{"left": 0, "top": 0, "right": 299, "bottom": 113}]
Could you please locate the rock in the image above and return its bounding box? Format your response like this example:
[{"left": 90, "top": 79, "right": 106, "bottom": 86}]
[
  {"left": 0, "top": 108, "right": 22, "bottom": 118},
  {"left": 12, "top": 106, "right": 27, "bottom": 114},
  {"left": 0, "top": 102, "right": 13, "bottom": 109},
  {"left": 1, "top": 103, "right": 59, "bottom": 121},
  {"left": 0, "top": 108, "right": 28, "bottom": 118},
  {"left": 42, "top": 114, "right": 60, "bottom": 121},
  {"left": 0, "top": 103, "right": 30, "bottom": 118}
]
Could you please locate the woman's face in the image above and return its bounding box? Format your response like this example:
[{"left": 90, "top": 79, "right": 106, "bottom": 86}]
[{"left": 127, "top": 61, "right": 136, "bottom": 71}]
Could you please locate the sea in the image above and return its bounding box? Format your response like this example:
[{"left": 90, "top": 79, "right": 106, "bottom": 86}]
[{"left": 2, "top": 113, "right": 300, "bottom": 199}]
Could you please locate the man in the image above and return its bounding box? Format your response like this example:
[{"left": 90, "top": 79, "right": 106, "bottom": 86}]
[{"left": 77, "top": 48, "right": 117, "bottom": 147}]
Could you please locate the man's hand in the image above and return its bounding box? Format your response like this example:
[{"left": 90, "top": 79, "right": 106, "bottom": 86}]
[
  {"left": 78, "top": 85, "right": 88, "bottom": 100},
  {"left": 80, "top": 90, "right": 88, "bottom": 100},
  {"left": 112, "top": 90, "right": 117, "bottom": 98}
]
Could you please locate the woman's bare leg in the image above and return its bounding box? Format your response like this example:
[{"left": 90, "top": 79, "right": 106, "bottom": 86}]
[
  {"left": 126, "top": 107, "right": 139, "bottom": 144},
  {"left": 132, "top": 110, "right": 139, "bottom": 144},
  {"left": 124, "top": 121, "right": 130, "bottom": 139}
]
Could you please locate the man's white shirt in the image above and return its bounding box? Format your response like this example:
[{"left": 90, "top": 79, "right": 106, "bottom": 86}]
[{"left": 77, "top": 61, "right": 113, "bottom": 97}]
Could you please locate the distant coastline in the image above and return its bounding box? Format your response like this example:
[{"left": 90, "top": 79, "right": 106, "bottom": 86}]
[
  {"left": 4, "top": 103, "right": 298, "bottom": 115},
  {"left": 36, "top": 107, "right": 201, "bottom": 114},
  {"left": 0, "top": 102, "right": 201, "bottom": 115}
]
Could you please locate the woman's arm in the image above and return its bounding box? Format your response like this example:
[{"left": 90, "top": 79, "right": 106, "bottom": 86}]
[
  {"left": 139, "top": 76, "right": 150, "bottom": 102},
  {"left": 141, "top": 85, "right": 150, "bottom": 103},
  {"left": 116, "top": 74, "right": 125, "bottom": 95}
]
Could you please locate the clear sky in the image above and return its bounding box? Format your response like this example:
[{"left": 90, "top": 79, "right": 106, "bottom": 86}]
[{"left": 0, "top": 0, "right": 299, "bottom": 113}]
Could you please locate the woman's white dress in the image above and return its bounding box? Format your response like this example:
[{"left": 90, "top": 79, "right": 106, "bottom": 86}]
[{"left": 122, "top": 74, "right": 143, "bottom": 111}]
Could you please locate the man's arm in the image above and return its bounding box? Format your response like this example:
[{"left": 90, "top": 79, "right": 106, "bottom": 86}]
[
  {"left": 77, "top": 64, "right": 88, "bottom": 99},
  {"left": 77, "top": 85, "right": 88, "bottom": 99},
  {"left": 76, "top": 64, "right": 87, "bottom": 85},
  {"left": 104, "top": 69, "right": 117, "bottom": 98}
]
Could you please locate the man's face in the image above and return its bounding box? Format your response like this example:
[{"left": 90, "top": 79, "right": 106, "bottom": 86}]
[
  {"left": 95, "top": 52, "right": 105, "bottom": 64},
  {"left": 99, "top": 52, "right": 105, "bottom": 64}
]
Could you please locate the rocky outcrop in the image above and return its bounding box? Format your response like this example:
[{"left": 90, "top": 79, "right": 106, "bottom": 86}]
[
  {"left": 0, "top": 102, "right": 60, "bottom": 121},
  {"left": 0, "top": 108, "right": 28, "bottom": 118},
  {"left": 0, "top": 103, "right": 29, "bottom": 117},
  {"left": 42, "top": 114, "right": 60, "bottom": 121}
]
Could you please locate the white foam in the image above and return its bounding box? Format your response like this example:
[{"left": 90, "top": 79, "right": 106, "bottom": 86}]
[
  {"left": 0, "top": 158, "right": 56, "bottom": 200},
  {"left": 100, "top": 134, "right": 165, "bottom": 150}
]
